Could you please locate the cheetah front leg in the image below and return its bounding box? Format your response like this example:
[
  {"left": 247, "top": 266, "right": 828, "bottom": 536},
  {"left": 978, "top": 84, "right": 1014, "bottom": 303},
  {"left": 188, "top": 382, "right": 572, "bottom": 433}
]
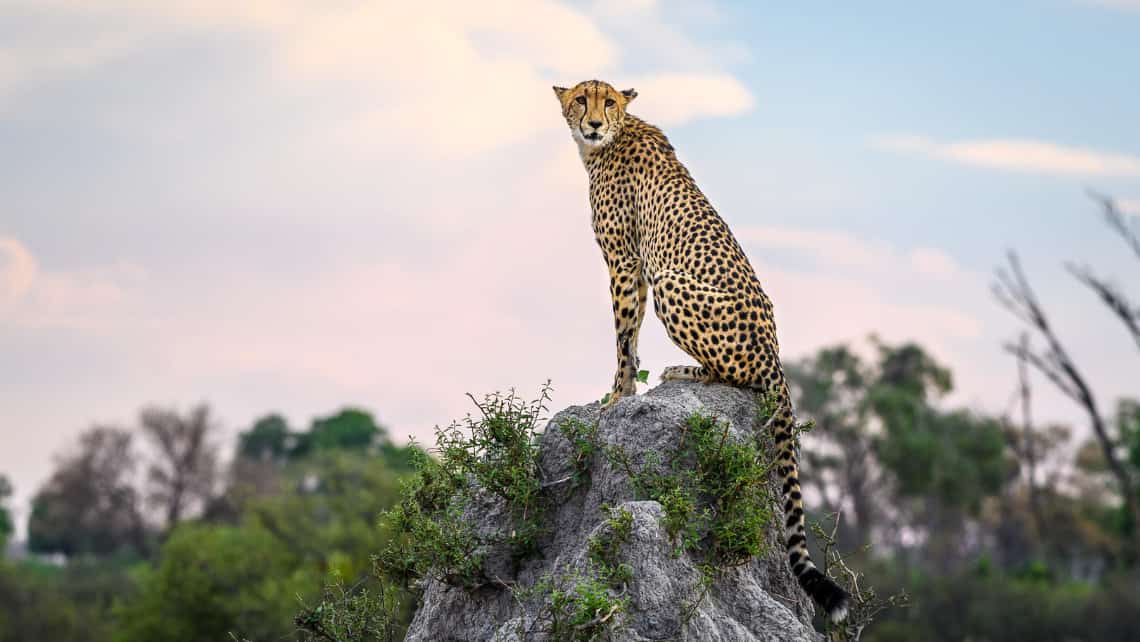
[
  {"left": 629, "top": 277, "right": 647, "bottom": 374},
  {"left": 603, "top": 257, "right": 645, "bottom": 408}
]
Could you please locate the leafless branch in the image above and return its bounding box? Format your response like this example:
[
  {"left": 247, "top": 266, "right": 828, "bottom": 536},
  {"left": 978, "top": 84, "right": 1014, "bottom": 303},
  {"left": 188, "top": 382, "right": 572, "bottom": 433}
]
[
  {"left": 1087, "top": 189, "right": 1140, "bottom": 261},
  {"left": 1001, "top": 341, "right": 1080, "bottom": 402},
  {"left": 1065, "top": 262, "right": 1140, "bottom": 351},
  {"left": 993, "top": 251, "right": 1138, "bottom": 534}
]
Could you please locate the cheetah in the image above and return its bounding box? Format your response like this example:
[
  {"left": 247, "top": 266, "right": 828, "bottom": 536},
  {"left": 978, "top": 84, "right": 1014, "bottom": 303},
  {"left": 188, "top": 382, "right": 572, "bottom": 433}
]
[{"left": 554, "top": 79, "right": 851, "bottom": 622}]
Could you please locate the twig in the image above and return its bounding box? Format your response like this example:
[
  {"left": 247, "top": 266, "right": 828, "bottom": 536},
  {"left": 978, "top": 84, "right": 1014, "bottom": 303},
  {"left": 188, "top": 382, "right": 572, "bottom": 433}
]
[
  {"left": 574, "top": 603, "right": 622, "bottom": 630},
  {"left": 1087, "top": 189, "right": 1140, "bottom": 261},
  {"left": 1065, "top": 262, "right": 1140, "bottom": 351},
  {"left": 540, "top": 475, "right": 574, "bottom": 489}
]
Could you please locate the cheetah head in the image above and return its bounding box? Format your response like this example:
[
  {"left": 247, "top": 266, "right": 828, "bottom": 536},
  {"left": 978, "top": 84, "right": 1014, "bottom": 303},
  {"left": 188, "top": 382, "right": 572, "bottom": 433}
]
[{"left": 553, "top": 80, "right": 637, "bottom": 149}]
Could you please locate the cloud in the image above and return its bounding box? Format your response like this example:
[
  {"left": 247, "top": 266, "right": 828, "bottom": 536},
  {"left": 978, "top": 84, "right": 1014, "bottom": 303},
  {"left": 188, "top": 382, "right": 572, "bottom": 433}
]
[
  {"left": 735, "top": 226, "right": 979, "bottom": 342},
  {"left": 626, "top": 73, "right": 753, "bottom": 126},
  {"left": 0, "top": 236, "right": 144, "bottom": 331},
  {"left": 1078, "top": 0, "right": 1140, "bottom": 11},
  {"left": 4, "top": 0, "right": 751, "bottom": 155},
  {"left": 737, "top": 226, "right": 963, "bottom": 283},
  {"left": 909, "top": 247, "right": 960, "bottom": 280},
  {"left": 873, "top": 135, "right": 1140, "bottom": 177},
  {"left": 736, "top": 225, "right": 893, "bottom": 271},
  {"left": 0, "top": 33, "right": 143, "bottom": 101},
  {"left": 0, "top": 237, "right": 37, "bottom": 300}
]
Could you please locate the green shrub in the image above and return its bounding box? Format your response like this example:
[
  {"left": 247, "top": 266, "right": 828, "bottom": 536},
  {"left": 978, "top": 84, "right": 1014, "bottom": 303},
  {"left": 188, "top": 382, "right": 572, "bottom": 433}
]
[{"left": 606, "top": 411, "right": 778, "bottom": 566}]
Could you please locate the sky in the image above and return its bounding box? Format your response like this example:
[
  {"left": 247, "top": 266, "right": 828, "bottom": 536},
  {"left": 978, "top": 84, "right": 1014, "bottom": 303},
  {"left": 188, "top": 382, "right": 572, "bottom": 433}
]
[{"left": 1, "top": 0, "right": 1139, "bottom": 532}]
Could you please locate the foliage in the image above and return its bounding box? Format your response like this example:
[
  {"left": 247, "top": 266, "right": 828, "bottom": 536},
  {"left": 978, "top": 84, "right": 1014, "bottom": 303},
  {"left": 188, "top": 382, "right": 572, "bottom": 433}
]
[
  {"left": 374, "top": 385, "right": 639, "bottom": 642},
  {"left": 788, "top": 339, "right": 1010, "bottom": 563},
  {"left": 509, "top": 568, "right": 630, "bottom": 642},
  {"left": 586, "top": 504, "right": 634, "bottom": 589},
  {"left": 238, "top": 414, "right": 294, "bottom": 462},
  {"left": 433, "top": 385, "right": 550, "bottom": 556},
  {"left": 874, "top": 406, "right": 1006, "bottom": 512},
  {"left": 558, "top": 417, "right": 601, "bottom": 486},
  {"left": 377, "top": 450, "right": 484, "bottom": 588},
  {"left": 27, "top": 427, "right": 150, "bottom": 557},
  {"left": 1117, "top": 398, "right": 1140, "bottom": 473},
  {"left": 606, "top": 411, "right": 777, "bottom": 566},
  {"left": 377, "top": 385, "right": 553, "bottom": 590},
  {"left": 113, "top": 524, "right": 299, "bottom": 642},
  {"left": 0, "top": 558, "right": 125, "bottom": 642},
  {"left": 863, "top": 562, "right": 1140, "bottom": 642},
  {"left": 114, "top": 446, "right": 414, "bottom": 642},
  {"left": 0, "top": 475, "right": 12, "bottom": 554},
  {"left": 293, "top": 409, "right": 386, "bottom": 458},
  {"left": 545, "top": 574, "right": 629, "bottom": 642},
  {"left": 292, "top": 572, "right": 407, "bottom": 642}
]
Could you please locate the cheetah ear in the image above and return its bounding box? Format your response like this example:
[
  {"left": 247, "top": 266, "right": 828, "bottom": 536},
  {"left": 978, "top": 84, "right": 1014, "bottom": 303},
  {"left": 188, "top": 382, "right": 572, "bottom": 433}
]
[
  {"left": 553, "top": 86, "right": 569, "bottom": 101},
  {"left": 621, "top": 88, "right": 638, "bottom": 102}
]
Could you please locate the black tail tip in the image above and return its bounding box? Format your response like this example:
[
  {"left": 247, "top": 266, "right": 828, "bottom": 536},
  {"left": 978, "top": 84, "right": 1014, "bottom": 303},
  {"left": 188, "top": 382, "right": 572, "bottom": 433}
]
[{"left": 798, "top": 567, "right": 852, "bottom": 623}]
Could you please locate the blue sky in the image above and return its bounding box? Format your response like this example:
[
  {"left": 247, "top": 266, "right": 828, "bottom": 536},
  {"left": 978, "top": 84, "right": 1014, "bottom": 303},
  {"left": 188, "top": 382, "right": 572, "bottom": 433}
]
[{"left": 1, "top": 0, "right": 1138, "bottom": 531}]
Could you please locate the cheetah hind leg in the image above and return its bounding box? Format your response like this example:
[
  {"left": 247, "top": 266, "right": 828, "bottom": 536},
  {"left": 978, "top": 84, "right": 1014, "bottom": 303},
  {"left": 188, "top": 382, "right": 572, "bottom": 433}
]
[{"left": 661, "top": 365, "right": 712, "bottom": 382}]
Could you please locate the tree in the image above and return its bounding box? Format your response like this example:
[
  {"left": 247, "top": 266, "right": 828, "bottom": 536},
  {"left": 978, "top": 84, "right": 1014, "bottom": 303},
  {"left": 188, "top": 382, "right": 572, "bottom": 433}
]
[
  {"left": 238, "top": 414, "right": 294, "bottom": 462},
  {"left": 292, "top": 408, "right": 385, "bottom": 458},
  {"left": 27, "top": 428, "right": 148, "bottom": 557},
  {"left": 789, "top": 339, "right": 1006, "bottom": 561},
  {"left": 0, "top": 475, "right": 13, "bottom": 555},
  {"left": 114, "top": 450, "right": 414, "bottom": 642},
  {"left": 111, "top": 523, "right": 298, "bottom": 642},
  {"left": 139, "top": 403, "right": 220, "bottom": 528},
  {"left": 787, "top": 345, "right": 877, "bottom": 547}
]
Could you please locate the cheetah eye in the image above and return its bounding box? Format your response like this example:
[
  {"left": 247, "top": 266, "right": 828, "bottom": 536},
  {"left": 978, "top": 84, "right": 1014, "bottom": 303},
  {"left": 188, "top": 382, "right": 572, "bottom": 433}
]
[
  {"left": 575, "top": 96, "right": 587, "bottom": 105},
  {"left": 605, "top": 98, "right": 615, "bottom": 107}
]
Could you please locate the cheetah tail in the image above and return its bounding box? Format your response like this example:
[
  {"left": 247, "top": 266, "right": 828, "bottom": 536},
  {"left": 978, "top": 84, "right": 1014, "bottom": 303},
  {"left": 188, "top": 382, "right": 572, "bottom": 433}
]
[{"left": 768, "top": 394, "right": 851, "bottom": 623}]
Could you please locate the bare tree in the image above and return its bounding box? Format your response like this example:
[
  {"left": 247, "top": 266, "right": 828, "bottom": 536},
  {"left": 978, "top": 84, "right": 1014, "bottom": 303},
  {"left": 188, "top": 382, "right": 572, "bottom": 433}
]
[
  {"left": 140, "top": 403, "right": 220, "bottom": 528},
  {"left": 993, "top": 252, "right": 1139, "bottom": 537}
]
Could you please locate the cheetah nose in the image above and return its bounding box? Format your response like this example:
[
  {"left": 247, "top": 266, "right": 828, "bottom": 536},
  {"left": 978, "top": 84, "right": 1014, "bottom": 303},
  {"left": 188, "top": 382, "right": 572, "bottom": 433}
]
[{"left": 588, "top": 120, "right": 603, "bottom": 129}]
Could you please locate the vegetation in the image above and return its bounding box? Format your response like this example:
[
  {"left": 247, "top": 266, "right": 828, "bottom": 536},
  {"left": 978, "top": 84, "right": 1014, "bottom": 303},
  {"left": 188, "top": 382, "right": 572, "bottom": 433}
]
[
  {"left": 605, "top": 411, "right": 778, "bottom": 567},
  {"left": 543, "top": 573, "right": 629, "bottom": 642},
  {"left": 1, "top": 195, "right": 1137, "bottom": 641},
  {"left": 558, "top": 417, "right": 602, "bottom": 486},
  {"left": 0, "top": 476, "right": 12, "bottom": 554},
  {"left": 376, "top": 385, "right": 552, "bottom": 593},
  {"left": 586, "top": 504, "right": 634, "bottom": 589},
  {"left": 1, "top": 405, "right": 416, "bottom": 642}
]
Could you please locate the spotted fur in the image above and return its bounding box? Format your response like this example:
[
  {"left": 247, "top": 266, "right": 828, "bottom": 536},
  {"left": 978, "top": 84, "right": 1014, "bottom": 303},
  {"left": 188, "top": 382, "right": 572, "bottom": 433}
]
[{"left": 555, "top": 79, "right": 851, "bottom": 622}]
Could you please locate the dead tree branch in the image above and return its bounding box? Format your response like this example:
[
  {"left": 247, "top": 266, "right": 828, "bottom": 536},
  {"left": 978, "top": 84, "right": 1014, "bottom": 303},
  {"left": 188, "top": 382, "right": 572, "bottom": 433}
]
[
  {"left": 1065, "top": 262, "right": 1140, "bottom": 351},
  {"left": 1087, "top": 189, "right": 1140, "bottom": 262},
  {"left": 993, "top": 251, "right": 1138, "bottom": 535}
]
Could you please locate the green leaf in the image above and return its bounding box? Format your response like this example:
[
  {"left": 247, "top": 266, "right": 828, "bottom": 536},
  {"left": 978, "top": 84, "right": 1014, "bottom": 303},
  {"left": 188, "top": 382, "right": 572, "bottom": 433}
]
[
  {"left": 601, "top": 393, "right": 612, "bottom": 405},
  {"left": 636, "top": 370, "right": 650, "bottom": 384}
]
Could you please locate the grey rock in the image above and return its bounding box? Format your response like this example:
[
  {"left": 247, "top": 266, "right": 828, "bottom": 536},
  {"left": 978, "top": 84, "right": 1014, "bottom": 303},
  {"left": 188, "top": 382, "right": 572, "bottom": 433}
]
[{"left": 404, "top": 381, "right": 821, "bottom": 642}]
